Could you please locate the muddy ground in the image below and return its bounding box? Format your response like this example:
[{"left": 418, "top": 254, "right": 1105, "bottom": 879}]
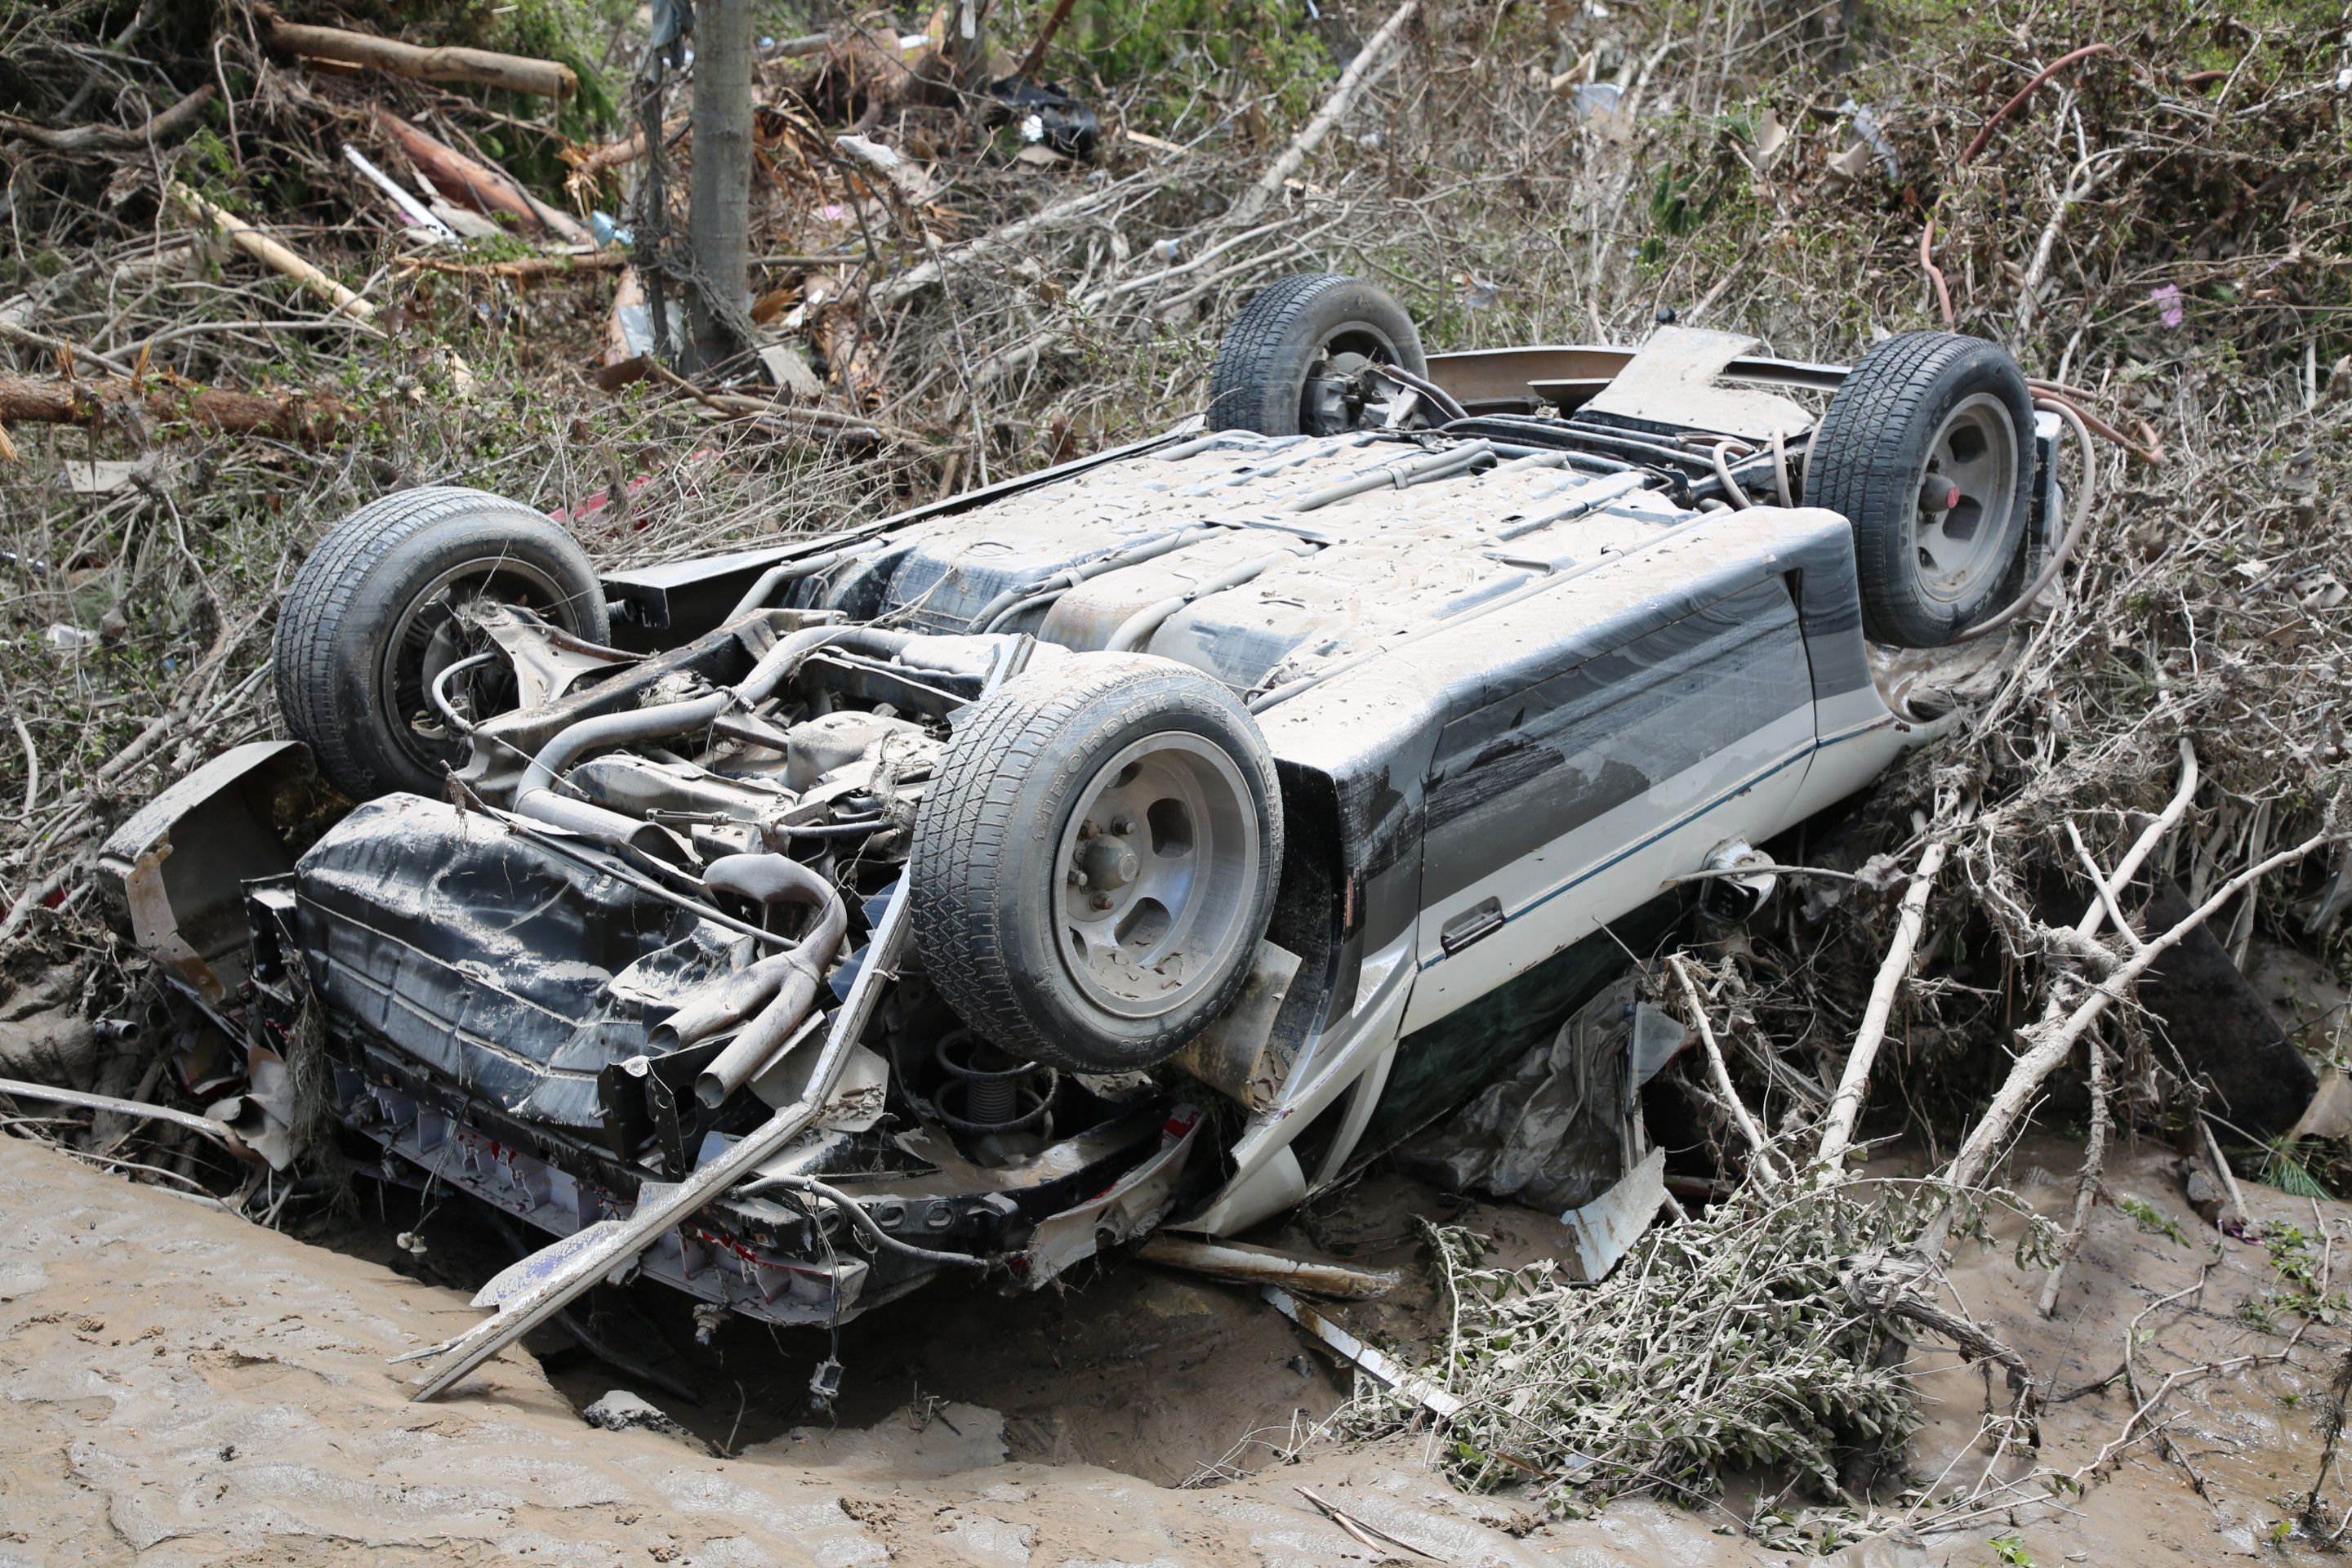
[{"left": 2, "top": 1129, "right": 2344, "bottom": 1566}]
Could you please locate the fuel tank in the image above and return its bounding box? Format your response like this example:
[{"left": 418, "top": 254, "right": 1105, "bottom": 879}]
[{"left": 826, "top": 431, "right": 1685, "bottom": 691}]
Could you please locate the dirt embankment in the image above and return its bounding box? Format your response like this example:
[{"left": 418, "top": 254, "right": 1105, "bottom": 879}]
[{"left": 3, "top": 1132, "right": 2343, "bottom": 1566}]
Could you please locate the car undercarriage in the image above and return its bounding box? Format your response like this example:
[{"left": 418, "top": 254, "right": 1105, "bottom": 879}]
[{"left": 96, "top": 278, "right": 2078, "bottom": 1396}]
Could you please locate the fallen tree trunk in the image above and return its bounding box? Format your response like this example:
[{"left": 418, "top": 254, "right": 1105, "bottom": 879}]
[
  {"left": 263, "top": 10, "right": 576, "bottom": 99},
  {"left": 0, "top": 85, "right": 215, "bottom": 154},
  {"left": 0, "top": 374, "right": 349, "bottom": 442}
]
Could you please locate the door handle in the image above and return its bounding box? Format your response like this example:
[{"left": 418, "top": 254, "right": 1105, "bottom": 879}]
[{"left": 1440, "top": 897, "right": 1504, "bottom": 955}]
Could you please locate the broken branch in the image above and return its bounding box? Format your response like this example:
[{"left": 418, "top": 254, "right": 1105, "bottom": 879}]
[
  {"left": 871, "top": 172, "right": 1159, "bottom": 306},
  {"left": 1137, "top": 1236, "right": 1401, "bottom": 1299},
  {"left": 1944, "top": 821, "right": 2339, "bottom": 1191},
  {"left": 1816, "top": 801, "right": 1976, "bottom": 1170},
  {"left": 0, "top": 373, "right": 349, "bottom": 442},
  {"left": 639, "top": 359, "right": 928, "bottom": 448},
  {"left": 1668, "top": 952, "right": 1785, "bottom": 1187},
  {"left": 565, "top": 117, "right": 687, "bottom": 180},
  {"left": 394, "top": 252, "right": 628, "bottom": 282},
  {"left": 1231, "top": 0, "right": 1419, "bottom": 225},
  {"left": 375, "top": 110, "right": 590, "bottom": 243},
  {"left": 2080, "top": 737, "right": 2201, "bottom": 944},
  {"left": 172, "top": 185, "right": 376, "bottom": 322},
  {"left": 0, "top": 318, "right": 136, "bottom": 378},
  {"left": 2035, "top": 1035, "right": 2110, "bottom": 1315},
  {"left": 2066, "top": 818, "right": 2145, "bottom": 951},
  {"left": 0, "top": 1076, "right": 254, "bottom": 1159},
  {"left": 1017, "top": 0, "right": 1081, "bottom": 81},
  {"left": 0, "top": 84, "right": 215, "bottom": 154}
]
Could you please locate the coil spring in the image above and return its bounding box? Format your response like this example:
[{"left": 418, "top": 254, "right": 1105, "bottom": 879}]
[{"left": 933, "top": 1028, "right": 1054, "bottom": 1135}]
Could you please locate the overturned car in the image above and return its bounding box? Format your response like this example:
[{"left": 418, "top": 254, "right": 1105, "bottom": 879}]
[{"left": 101, "top": 276, "right": 2069, "bottom": 1385}]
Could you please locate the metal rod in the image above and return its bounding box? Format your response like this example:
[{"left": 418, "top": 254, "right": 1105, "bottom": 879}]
[{"left": 0, "top": 1076, "right": 254, "bottom": 1158}]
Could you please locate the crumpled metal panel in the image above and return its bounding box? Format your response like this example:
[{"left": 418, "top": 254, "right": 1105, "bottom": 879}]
[
  {"left": 94, "top": 740, "right": 321, "bottom": 1002},
  {"left": 294, "top": 795, "right": 733, "bottom": 1127}
]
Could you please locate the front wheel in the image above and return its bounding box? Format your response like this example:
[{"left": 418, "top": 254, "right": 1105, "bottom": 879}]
[
  {"left": 910, "top": 655, "right": 1284, "bottom": 1073},
  {"left": 1805, "top": 332, "right": 2036, "bottom": 648},
  {"left": 273, "top": 487, "right": 609, "bottom": 800}
]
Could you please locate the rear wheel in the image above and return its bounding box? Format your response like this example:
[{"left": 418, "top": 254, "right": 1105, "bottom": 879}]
[
  {"left": 1207, "top": 273, "right": 1427, "bottom": 436},
  {"left": 274, "top": 487, "right": 608, "bottom": 800},
  {"left": 1805, "top": 332, "right": 2036, "bottom": 647},
  {"left": 911, "top": 655, "right": 1283, "bottom": 1073}
]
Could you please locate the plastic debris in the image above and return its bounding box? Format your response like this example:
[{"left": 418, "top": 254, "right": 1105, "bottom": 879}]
[{"left": 987, "top": 78, "right": 1100, "bottom": 159}]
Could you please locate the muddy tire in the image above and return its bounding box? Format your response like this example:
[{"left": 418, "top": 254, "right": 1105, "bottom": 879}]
[
  {"left": 1806, "top": 332, "right": 2036, "bottom": 648},
  {"left": 1207, "top": 273, "right": 1427, "bottom": 436},
  {"left": 910, "top": 655, "right": 1283, "bottom": 1074},
  {"left": 274, "top": 487, "right": 608, "bottom": 801}
]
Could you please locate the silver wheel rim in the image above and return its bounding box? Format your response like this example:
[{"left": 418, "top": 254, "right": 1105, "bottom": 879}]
[
  {"left": 1052, "top": 733, "right": 1259, "bottom": 1022},
  {"left": 380, "top": 555, "right": 574, "bottom": 772},
  {"left": 1910, "top": 393, "right": 2020, "bottom": 606}
]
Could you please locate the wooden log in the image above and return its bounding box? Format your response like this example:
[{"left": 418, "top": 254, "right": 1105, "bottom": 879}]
[
  {"left": 0, "top": 373, "right": 349, "bottom": 442},
  {"left": 172, "top": 185, "right": 377, "bottom": 322},
  {"left": 375, "top": 110, "right": 590, "bottom": 243},
  {"left": 0, "top": 85, "right": 215, "bottom": 154},
  {"left": 262, "top": 11, "right": 576, "bottom": 99}
]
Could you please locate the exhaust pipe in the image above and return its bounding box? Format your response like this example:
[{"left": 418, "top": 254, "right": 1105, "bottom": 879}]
[
  {"left": 644, "top": 854, "right": 846, "bottom": 1107},
  {"left": 694, "top": 969, "right": 831, "bottom": 1109}
]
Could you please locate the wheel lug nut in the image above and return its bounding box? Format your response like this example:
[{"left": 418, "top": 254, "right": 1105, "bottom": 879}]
[
  {"left": 1089, "top": 893, "right": 1113, "bottom": 911},
  {"left": 1111, "top": 817, "right": 1135, "bottom": 835},
  {"left": 1067, "top": 867, "right": 1085, "bottom": 887}
]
